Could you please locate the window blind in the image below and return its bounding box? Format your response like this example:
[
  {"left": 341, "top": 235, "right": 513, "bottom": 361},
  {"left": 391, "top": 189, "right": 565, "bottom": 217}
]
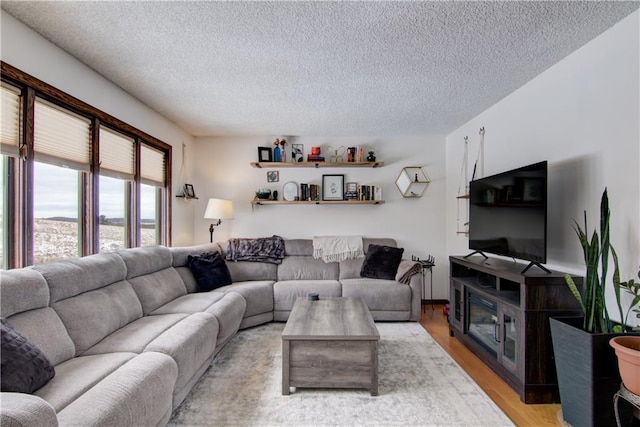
[
  {"left": 34, "top": 98, "right": 91, "bottom": 171},
  {"left": 100, "top": 127, "right": 134, "bottom": 180},
  {"left": 1, "top": 84, "right": 21, "bottom": 157},
  {"left": 140, "top": 144, "right": 166, "bottom": 186}
]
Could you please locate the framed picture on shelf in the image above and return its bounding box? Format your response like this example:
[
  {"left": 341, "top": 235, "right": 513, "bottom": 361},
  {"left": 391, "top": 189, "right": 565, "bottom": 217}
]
[
  {"left": 292, "top": 144, "right": 304, "bottom": 162},
  {"left": 184, "top": 184, "right": 196, "bottom": 198},
  {"left": 258, "top": 147, "right": 272, "bottom": 162},
  {"left": 522, "top": 178, "right": 544, "bottom": 202},
  {"left": 267, "top": 170, "right": 279, "bottom": 182},
  {"left": 322, "top": 174, "right": 344, "bottom": 201}
]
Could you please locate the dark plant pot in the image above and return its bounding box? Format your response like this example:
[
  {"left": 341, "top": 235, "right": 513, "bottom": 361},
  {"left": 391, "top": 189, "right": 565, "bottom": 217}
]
[{"left": 549, "top": 317, "right": 632, "bottom": 427}]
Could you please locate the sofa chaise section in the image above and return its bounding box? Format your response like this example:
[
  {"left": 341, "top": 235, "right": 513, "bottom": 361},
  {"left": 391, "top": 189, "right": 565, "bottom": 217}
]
[{"left": 0, "top": 266, "right": 178, "bottom": 427}]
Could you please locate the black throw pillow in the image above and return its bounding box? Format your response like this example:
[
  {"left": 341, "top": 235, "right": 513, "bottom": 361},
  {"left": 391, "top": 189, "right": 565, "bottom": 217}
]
[
  {"left": 360, "top": 244, "right": 404, "bottom": 280},
  {"left": 1, "top": 317, "right": 55, "bottom": 393},
  {"left": 187, "top": 251, "right": 233, "bottom": 292}
]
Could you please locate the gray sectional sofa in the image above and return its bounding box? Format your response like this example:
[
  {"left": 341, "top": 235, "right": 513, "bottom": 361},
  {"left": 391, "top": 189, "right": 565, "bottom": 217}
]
[{"left": 0, "top": 237, "right": 421, "bottom": 426}]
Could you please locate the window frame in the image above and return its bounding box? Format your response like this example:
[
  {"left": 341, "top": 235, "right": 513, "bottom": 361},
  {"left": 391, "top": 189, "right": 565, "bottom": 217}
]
[{"left": 1, "top": 62, "right": 172, "bottom": 267}]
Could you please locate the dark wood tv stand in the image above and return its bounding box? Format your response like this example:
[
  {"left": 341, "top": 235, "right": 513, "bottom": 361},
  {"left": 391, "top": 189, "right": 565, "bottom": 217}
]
[{"left": 449, "top": 255, "right": 582, "bottom": 404}]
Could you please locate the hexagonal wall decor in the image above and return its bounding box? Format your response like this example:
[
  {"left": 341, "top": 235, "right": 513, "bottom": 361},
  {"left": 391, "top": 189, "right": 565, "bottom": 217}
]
[{"left": 396, "top": 166, "right": 430, "bottom": 198}]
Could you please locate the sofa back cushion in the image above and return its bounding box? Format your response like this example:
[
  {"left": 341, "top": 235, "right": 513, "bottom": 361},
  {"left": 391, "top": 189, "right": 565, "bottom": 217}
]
[
  {"left": 339, "top": 238, "right": 398, "bottom": 279},
  {"left": 0, "top": 269, "right": 75, "bottom": 365},
  {"left": 171, "top": 243, "right": 223, "bottom": 293},
  {"left": 278, "top": 256, "right": 339, "bottom": 281},
  {"left": 284, "top": 239, "right": 314, "bottom": 256},
  {"left": 34, "top": 253, "right": 143, "bottom": 355},
  {"left": 1, "top": 317, "right": 55, "bottom": 393},
  {"left": 118, "top": 246, "right": 188, "bottom": 314},
  {"left": 277, "top": 239, "right": 338, "bottom": 281}
]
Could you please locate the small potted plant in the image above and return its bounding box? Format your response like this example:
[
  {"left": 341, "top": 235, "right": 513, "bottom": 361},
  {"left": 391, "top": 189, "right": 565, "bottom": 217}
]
[{"left": 609, "top": 267, "right": 640, "bottom": 395}]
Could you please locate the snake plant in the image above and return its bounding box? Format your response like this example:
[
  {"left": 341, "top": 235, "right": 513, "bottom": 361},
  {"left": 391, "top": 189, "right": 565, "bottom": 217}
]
[{"left": 565, "top": 188, "right": 639, "bottom": 333}]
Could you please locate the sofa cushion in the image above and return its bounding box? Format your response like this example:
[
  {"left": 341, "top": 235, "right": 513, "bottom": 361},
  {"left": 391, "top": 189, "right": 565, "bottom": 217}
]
[
  {"left": 127, "top": 268, "right": 188, "bottom": 315},
  {"left": 216, "top": 281, "right": 274, "bottom": 318},
  {"left": 117, "top": 245, "right": 173, "bottom": 279},
  {"left": 81, "top": 314, "right": 189, "bottom": 355},
  {"left": 226, "top": 261, "right": 278, "bottom": 282},
  {"left": 0, "top": 269, "right": 49, "bottom": 317},
  {"left": 35, "top": 352, "right": 137, "bottom": 412},
  {"left": 360, "top": 244, "right": 404, "bottom": 280},
  {"left": 187, "top": 252, "right": 232, "bottom": 291},
  {"left": 33, "top": 253, "right": 127, "bottom": 304},
  {"left": 7, "top": 308, "right": 76, "bottom": 366},
  {"left": 171, "top": 243, "right": 221, "bottom": 268},
  {"left": 144, "top": 313, "right": 219, "bottom": 394},
  {"left": 1, "top": 317, "right": 55, "bottom": 393},
  {"left": 278, "top": 256, "right": 339, "bottom": 281},
  {"left": 55, "top": 352, "right": 177, "bottom": 427},
  {"left": 273, "top": 280, "right": 342, "bottom": 313},
  {"left": 341, "top": 278, "right": 412, "bottom": 311},
  {"left": 51, "top": 280, "right": 143, "bottom": 355}
]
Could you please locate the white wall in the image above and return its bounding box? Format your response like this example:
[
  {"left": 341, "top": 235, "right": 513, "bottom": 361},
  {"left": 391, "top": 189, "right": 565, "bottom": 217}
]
[
  {"left": 1, "top": 11, "right": 196, "bottom": 246},
  {"left": 446, "top": 11, "right": 639, "bottom": 320},
  {"left": 193, "top": 135, "right": 450, "bottom": 299}
]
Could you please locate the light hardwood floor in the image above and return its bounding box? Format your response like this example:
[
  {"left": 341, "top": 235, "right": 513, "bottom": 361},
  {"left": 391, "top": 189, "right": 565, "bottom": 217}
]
[{"left": 419, "top": 304, "right": 562, "bottom": 427}]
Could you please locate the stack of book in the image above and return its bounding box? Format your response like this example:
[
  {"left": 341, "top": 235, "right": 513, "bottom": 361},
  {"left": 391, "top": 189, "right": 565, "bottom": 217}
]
[
  {"left": 346, "top": 146, "right": 366, "bottom": 162},
  {"left": 358, "top": 185, "right": 382, "bottom": 201},
  {"left": 299, "top": 183, "right": 321, "bottom": 201},
  {"left": 307, "top": 154, "right": 325, "bottom": 162}
]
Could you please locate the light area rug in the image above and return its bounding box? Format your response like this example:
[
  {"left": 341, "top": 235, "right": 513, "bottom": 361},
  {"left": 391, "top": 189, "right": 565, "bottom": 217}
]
[{"left": 168, "top": 322, "right": 514, "bottom": 427}]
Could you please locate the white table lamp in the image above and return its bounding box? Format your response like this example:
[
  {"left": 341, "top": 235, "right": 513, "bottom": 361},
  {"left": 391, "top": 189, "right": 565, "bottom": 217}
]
[{"left": 203, "top": 198, "right": 234, "bottom": 243}]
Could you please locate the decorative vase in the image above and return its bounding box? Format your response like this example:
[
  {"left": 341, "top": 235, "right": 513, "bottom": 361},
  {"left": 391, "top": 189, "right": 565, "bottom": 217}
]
[
  {"left": 273, "top": 146, "right": 281, "bottom": 162},
  {"left": 610, "top": 336, "right": 640, "bottom": 395},
  {"left": 549, "top": 316, "right": 629, "bottom": 427}
]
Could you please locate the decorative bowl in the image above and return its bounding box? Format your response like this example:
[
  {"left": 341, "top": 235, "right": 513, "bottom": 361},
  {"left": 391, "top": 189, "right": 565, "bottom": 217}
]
[{"left": 255, "top": 189, "right": 272, "bottom": 200}]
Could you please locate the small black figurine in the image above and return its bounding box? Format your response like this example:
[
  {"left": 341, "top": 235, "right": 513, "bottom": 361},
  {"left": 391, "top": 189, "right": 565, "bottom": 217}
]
[{"left": 366, "top": 151, "right": 376, "bottom": 162}]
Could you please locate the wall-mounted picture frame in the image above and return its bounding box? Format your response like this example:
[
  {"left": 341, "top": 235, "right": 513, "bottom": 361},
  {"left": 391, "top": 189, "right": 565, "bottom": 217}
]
[
  {"left": 292, "top": 144, "right": 304, "bottom": 162},
  {"left": 322, "top": 174, "right": 344, "bottom": 201},
  {"left": 267, "top": 170, "right": 279, "bottom": 182},
  {"left": 258, "top": 147, "right": 272, "bottom": 162},
  {"left": 184, "top": 183, "right": 196, "bottom": 198}
]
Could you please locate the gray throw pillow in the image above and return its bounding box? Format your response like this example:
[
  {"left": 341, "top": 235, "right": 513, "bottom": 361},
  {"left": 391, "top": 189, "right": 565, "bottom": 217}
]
[
  {"left": 188, "top": 251, "right": 233, "bottom": 292},
  {"left": 1, "top": 317, "right": 55, "bottom": 393},
  {"left": 360, "top": 244, "right": 404, "bottom": 280}
]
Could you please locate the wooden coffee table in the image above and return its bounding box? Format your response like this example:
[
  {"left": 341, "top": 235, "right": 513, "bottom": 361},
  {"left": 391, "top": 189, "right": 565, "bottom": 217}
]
[{"left": 282, "top": 297, "right": 379, "bottom": 396}]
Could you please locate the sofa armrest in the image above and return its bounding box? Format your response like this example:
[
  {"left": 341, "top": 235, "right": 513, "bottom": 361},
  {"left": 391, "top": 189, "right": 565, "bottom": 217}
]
[
  {"left": 395, "top": 260, "right": 422, "bottom": 284},
  {"left": 1, "top": 392, "right": 58, "bottom": 427}
]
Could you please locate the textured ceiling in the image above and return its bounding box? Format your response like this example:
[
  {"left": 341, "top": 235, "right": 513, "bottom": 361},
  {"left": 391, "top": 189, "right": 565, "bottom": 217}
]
[{"left": 2, "top": 1, "right": 639, "bottom": 137}]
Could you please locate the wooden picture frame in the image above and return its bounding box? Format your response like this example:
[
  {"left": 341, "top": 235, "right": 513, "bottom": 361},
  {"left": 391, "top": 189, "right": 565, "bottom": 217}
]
[
  {"left": 267, "top": 170, "right": 279, "bottom": 182},
  {"left": 322, "top": 174, "right": 344, "bottom": 201},
  {"left": 258, "top": 147, "right": 272, "bottom": 162}
]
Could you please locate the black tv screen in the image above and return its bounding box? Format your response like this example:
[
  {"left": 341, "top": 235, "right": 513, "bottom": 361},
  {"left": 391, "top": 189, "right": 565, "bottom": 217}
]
[{"left": 469, "top": 161, "right": 547, "bottom": 264}]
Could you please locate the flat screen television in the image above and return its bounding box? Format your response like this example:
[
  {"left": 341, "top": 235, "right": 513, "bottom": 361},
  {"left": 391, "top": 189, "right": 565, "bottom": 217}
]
[{"left": 468, "top": 161, "right": 548, "bottom": 273}]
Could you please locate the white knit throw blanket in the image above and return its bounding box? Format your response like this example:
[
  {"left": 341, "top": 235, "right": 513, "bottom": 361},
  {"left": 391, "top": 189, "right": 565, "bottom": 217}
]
[{"left": 312, "top": 236, "right": 364, "bottom": 263}]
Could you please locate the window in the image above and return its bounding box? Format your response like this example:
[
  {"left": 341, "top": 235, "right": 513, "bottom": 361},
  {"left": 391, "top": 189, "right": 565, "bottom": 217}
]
[
  {"left": 32, "top": 99, "right": 91, "bottom": 263},
  {"left": 140, "top": 144, "right": 167, "bottom": 246},
  {"left": 1, "top": 83, "right": 21, "bottom": 269},
  {"left": 99, "top": 127, "right": 134, "bottom": 253},
  {"left": 1, "top": 63, "right": 172, "bottom": 268},
  {"left": 33, "top": 162, "right": 82, "bottom": 263}
]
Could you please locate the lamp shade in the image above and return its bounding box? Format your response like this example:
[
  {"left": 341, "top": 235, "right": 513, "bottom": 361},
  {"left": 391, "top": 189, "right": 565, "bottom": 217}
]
[{"left": 204, "top": 198, "right": 234, "bottom": 220}]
